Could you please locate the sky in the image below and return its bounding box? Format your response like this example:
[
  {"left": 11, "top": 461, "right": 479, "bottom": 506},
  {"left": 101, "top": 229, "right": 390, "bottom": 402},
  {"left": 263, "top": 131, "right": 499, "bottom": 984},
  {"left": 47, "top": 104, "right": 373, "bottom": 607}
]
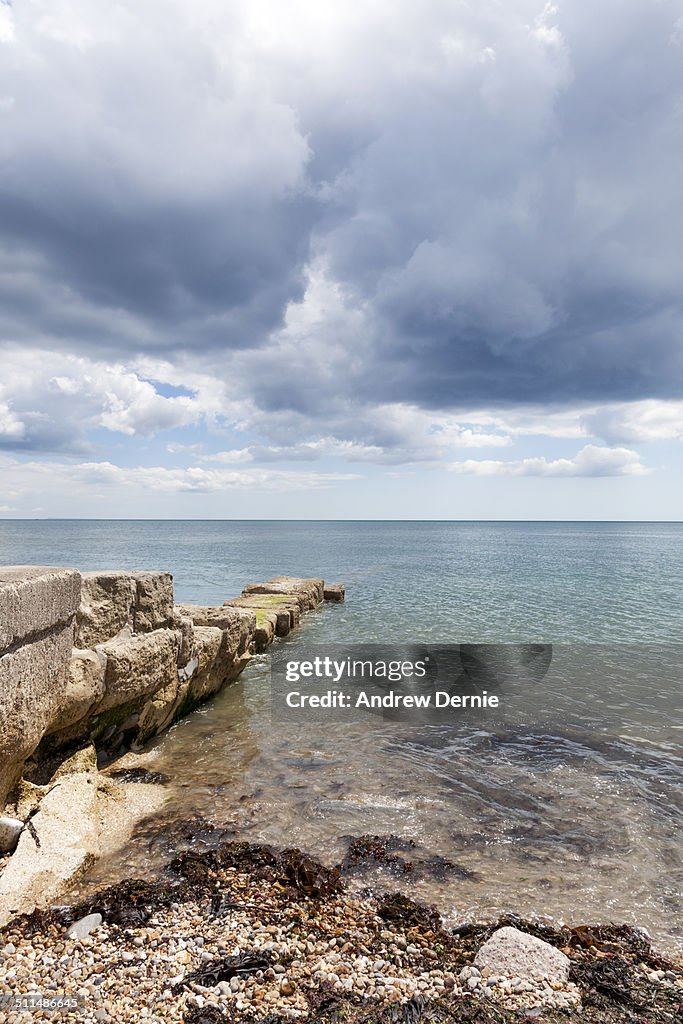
[{"left": 0, "top": 0, "right": 682, "bottom": 519}]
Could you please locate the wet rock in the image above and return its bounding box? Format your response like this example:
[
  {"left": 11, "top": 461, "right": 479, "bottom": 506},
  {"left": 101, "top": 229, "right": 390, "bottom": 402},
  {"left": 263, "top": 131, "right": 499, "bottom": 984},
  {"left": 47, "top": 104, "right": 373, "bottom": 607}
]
[
  {"left": 473, "top": 926, "right": 570, "bottom": 984},
  {"left": 323, "top": 583, "right": 345, "bottom": 603},
  {"left": 65, "top": 912, "right": 102, "bottom": 939},
  {"left": 0, "top": 816, "right": 23, "bottom": 854}
]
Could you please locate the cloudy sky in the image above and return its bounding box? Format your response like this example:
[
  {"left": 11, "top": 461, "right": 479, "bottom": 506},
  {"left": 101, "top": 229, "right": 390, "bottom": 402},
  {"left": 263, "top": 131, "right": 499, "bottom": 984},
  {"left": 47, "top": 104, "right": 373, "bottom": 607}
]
[{"left": 1, "top": 0, "right": 682, "bottom": 519}]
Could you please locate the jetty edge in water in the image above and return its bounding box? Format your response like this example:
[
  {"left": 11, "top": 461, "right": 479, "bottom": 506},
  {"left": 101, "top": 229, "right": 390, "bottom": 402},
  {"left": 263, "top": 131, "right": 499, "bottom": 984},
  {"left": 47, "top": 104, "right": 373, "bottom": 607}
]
[{"left": 0, "top": 566, "right": 343, "bottom": 924}]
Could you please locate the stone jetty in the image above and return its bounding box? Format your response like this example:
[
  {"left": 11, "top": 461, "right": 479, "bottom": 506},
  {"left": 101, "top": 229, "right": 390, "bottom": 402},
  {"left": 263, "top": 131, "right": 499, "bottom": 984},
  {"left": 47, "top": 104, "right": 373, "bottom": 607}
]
[{"left": 0, "top": 567, "right": 343, "bottom": 924}]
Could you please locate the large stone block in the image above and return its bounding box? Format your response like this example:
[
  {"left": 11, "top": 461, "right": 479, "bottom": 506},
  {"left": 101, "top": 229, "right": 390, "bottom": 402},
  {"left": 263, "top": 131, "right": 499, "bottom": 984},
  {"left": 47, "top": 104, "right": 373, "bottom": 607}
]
[
  {"left": 242, "top": 576, "right": 324, "bottom": 612},
  {"left": 75, "top": 572, "right": 136, "bottom": 648},
  {"left": 175, "top": 604, "right": 254, "bottom": 660},
  {"left": 0, "top": 566, "right": 80, "bottom": 651},
  {"left": 0, "top": 622, "right": 76, "bottom": 804},
  {"left": 132, "top": 572, "right": 174, "bottom": 634},
  {"left": 96, "top": 628, "right": 181, "bottom": 713},
  {"left": 226, "top": 594, "right": 301, "bottom": 635},
  {"left": 45, "top": 648, "right": 107, "bottom": 743},
  {"left": 75, "top": 571, "right": 175, "bottom": 647}
]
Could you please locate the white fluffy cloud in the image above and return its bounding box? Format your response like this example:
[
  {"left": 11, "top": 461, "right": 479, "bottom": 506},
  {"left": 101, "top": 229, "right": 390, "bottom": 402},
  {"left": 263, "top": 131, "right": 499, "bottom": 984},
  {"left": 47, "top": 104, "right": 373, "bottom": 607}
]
[{"left": 449, "top": 444, "right": 649, "bottom": 477}]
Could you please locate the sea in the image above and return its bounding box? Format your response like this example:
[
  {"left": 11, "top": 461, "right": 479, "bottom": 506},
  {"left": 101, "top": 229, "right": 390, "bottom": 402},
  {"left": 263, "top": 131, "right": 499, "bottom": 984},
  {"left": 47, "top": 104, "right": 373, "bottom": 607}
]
[{"left": 0, "top": 520, "right": 681, "bottom": 952}]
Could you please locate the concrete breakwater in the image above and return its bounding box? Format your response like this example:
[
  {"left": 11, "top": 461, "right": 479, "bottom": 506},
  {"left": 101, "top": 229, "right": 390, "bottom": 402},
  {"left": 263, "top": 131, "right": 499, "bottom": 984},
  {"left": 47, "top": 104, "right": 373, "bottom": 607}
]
[{"left": 0, "top": 565, "right": 343, "bottom": 924}]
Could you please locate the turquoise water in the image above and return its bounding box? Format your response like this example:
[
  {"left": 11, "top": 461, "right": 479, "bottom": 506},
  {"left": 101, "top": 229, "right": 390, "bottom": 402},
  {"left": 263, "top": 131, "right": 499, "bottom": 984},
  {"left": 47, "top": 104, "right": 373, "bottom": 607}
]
[{"left": 1, "top": 521, "right": 681, "bottom": 950}]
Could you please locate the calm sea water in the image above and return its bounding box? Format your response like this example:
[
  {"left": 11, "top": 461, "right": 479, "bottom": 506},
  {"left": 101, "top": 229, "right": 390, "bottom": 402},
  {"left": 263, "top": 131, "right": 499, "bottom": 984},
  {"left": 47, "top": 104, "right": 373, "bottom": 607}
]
[{"left": 1, "top": 521, "right": 681, "bottom": 950}]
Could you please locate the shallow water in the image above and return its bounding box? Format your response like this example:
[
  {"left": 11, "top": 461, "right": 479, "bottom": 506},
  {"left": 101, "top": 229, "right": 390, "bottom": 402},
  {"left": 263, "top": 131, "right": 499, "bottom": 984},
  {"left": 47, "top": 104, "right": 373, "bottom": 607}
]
[
  {"left": 1, "top": 521, "right": 681, "bottom": 952},
  {"left": 82, "top": 638, "right": 682, "bottom": 954}
]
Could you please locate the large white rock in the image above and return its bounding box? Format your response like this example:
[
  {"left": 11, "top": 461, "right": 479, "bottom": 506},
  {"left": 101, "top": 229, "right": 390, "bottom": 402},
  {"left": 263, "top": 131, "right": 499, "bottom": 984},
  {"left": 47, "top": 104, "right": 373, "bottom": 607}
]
[
  {"left": 473, "top": 926, "right": 570, "bottom": 983},
  {"left": 0, "top": 750, "right": 101, "bottom": 925}
]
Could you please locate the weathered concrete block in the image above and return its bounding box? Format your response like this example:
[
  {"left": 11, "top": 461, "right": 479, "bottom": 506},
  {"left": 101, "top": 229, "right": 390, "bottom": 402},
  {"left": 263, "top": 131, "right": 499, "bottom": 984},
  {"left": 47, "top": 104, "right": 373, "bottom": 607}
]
[
  {"left": 50, "top": 648, "right": 106, "bottom": 734},
  {"left": 75, "top": 572, "right": 136, "bottom": 648},
  {"left": 226, "top": 594, "right": 300, "bottom": 635},
  {"left": 0, "top": 624, "right": 76, "bottom": 804},
  {"left": 96, "top": 628, "right": 181, "bottom": 713},
  {"left": 242, "top": 576, "right": 324, "bottom": 612},
  {"left": 132, "top": 572, "right": 174, "bottom": 634},
  {"left": 0, "top": 566, "right": 80, "bottom": 651},
  {"left": 323, "top": 583, "right": 345, "bottom": 603},
  {"left": 75, "top": 571, "right": 175, "bottom": 647},
  {"left": 176, "top": 603, "right": 254, "bottom": 660}
]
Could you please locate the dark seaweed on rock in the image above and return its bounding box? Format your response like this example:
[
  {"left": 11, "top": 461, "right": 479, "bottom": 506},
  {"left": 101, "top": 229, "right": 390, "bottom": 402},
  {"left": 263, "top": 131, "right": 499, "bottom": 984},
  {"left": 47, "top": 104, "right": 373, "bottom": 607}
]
[
  {"left": 73, "top": 877, "right": 184, "bottom": 927},
  {"left": 340, "top": 836, "right": 481, "bottom": 884},
  {"left": 183, "top": 1003, "right": 229, "bottom": 1023},
  {"left": 173, "top": 950, "right": 273, "bottom": 993},
  {"left": 279, "top": 847, "right": 343, "bottom": 897},
  {"left": 568, "top": 923, "right": 653, "bottom": 957},
  {"left": 376, "top": 892, "right": 441, "bottom": 932},
  {"left": 170, "top": 842, "right": 343, "bottom": 898},
  {"left": 341, "top": 835, "right": 417, "bottom": 876}
]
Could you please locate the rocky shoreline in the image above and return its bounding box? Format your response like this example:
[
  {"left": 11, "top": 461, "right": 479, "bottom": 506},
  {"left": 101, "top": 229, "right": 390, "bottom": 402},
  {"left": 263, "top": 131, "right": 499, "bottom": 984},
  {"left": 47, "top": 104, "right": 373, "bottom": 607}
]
[
  {"left": 0, "top": 836, "right": 681, "bottom": 1024},
  {"left": 2, "top": 567, "right": 681, "bottom": 1022},
  {"left": 0, "top": 569, "right": 343, "bottom": 925}
]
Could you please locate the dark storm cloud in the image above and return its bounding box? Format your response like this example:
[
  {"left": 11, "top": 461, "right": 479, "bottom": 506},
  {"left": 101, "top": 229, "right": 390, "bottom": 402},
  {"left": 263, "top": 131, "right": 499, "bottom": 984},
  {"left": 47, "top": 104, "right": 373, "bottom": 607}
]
[{"left": 1, "top": 0, "right": 683, "bottom": 455}]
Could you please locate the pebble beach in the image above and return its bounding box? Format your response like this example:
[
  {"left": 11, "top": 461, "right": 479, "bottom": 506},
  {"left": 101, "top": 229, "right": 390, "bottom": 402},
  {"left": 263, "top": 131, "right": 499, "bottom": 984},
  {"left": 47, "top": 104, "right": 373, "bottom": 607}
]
[{"left": 1, "top": 838, "right": 681, "bottom": 1024}]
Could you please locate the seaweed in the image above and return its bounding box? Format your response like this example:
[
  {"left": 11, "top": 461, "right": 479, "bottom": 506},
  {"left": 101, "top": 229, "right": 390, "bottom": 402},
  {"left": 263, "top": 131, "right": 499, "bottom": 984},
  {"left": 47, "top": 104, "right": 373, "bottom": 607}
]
[
  {"left": 279, "top": 847, "right": 343, "bottom": 897},
  {"left": 107, "top": 767, "right": 170, "bottom": 784},
  {"left": 170, "top": 841, "right": 342, "bottom": 897},
  {"left": 173, "top": 950, "right": 273, "bottom": 993},
  {"left": 72, "top": 877, "right": 184, "bottom": 927},
  {"left": 376, "top": 892, "right": 442, "bottom": 933},
  {"left": 341, "top": 835, "right": 417, "bottom": 877},
  {"left": 184, "top": 1003, "right": 230, "bottom": 1023}
]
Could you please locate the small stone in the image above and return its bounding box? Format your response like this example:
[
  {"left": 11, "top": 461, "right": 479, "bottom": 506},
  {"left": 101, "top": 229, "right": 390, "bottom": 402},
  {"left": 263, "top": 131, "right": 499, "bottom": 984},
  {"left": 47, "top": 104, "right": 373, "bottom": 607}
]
[
  {"left": 65, "top": 914, "right": 103, "bottom": 940},
  {"left": 0, "top": 817, "right": 24, "bottom": 854}
]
